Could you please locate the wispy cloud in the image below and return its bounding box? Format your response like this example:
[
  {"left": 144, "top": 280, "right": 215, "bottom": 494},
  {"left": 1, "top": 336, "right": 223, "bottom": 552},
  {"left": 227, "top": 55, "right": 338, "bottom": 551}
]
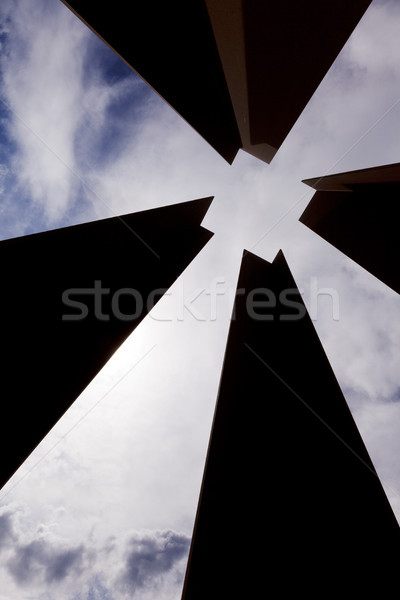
[
  {"left": 0, "top": 0, "right": 89, "bottom": 224},
  {"left": 0, "top": 0, "right": 154, "bottom": 234}
]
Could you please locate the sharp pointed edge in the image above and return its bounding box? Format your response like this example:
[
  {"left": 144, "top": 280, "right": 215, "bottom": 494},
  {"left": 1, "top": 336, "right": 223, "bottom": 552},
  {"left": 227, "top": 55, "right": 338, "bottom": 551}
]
[
  {"left": 242, "top": 248, "right": 285, "bottom": 268},
  {"left": 298, "top": 199, "right": 315, "bottom": 225},
  {"left": 302, "top": 176, "right": 324, "bottom": 189},
  {"left": 103, "top": 197, "right": 214, "bottom": 230},
  {"left": 0, "top": 198, "right": 215, "bottom": 245},
  {"left": 240, "top": 249, "right": 297, "bottom": 292},
  {"left": 185, "top": 196, "right": 214, "bottom": 224},
  {"left": 302, "top": 162, "right": 400, "bottom": 191},
  {"left": 301, "top": 177, "right": 350, "bottom": 192},
  {"left": 242, "top": 249, "right": 272, "bottom": 268},
  {"left": 298, "top": 189, "right": 350, "bottom": 228},
  {"left": 272, "top": 248, "right": 287, "bottom": 266}
]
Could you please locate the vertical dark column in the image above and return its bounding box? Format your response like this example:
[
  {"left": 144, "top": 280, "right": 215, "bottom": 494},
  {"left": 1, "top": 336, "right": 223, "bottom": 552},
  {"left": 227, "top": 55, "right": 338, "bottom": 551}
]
[{"left": 182, "top": 249, "right": 400, "bottom": 598}]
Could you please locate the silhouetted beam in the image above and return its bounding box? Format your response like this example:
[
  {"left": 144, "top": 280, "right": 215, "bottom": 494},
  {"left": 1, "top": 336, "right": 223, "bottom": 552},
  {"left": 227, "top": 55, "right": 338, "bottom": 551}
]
[
  {"left": 60, "top": 0, "right": 241, "bottom": 164},
  {"left": 61, "top": 0, "right": 371, "bottom": 164},
  {"left": 0, "top": 197, "right": 213, "bottom": 490},
  {"left": 240, "top": 0, "right": 372, "bottom": 161},
  {"left": 301, "top": 163, "right": 400, "bottom": 294},
  {"left": 182, "top": 249, "right": 400, "bottom": 598}
]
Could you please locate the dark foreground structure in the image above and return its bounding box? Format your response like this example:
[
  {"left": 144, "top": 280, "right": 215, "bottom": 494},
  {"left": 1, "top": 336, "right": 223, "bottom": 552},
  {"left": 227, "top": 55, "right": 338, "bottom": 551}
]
[
  {"left": 301, "top": 162, "right": 400, "bottom": 294},
  {"left": 61, "top": 0, "right": 371, "bottom": 164},
  {"left": 182, "top": 250, "right": 400, "bottom": 598},
  {"left": 0, "top": 198, "right": 213, "bottom": 490},
  {"left": 6, "top": 3, "right": 396, "bottom": 596}
]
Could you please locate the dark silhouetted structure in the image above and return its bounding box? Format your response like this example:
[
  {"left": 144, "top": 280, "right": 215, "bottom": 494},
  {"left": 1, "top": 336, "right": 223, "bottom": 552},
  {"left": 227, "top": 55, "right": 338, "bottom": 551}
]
[
  {"left": 61, "top": 0, "right": 371, "bottom": 164},
  {"left": 301, "top": 162, "right": 400, "bottom": 294},
  {"left": 182, "top": 250, "right": 400, "bottom": 598},
  {"left": 0, "top": 198, "right": 213, "bottom": 490}
]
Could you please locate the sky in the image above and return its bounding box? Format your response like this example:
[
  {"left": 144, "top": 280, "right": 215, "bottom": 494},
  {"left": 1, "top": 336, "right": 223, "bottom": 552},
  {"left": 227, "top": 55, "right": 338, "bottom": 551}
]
[{"left": 1, "top": 0, "right": 400, "bottom": 598}]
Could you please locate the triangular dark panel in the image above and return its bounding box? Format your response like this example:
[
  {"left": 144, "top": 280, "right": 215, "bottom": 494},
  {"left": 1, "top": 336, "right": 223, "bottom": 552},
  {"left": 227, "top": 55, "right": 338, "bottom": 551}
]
[
  {"left": 0, "top": 197, "right": 213, "bottom": 490},
  {"left": 182, "top": 249, "right": 400, "bottom": 598},
  {"left": 301, "top": 163, "right": 400, "bottom": 294},
  {"left": 241, "top": 0, "right": 371, "bottom": 160},
  {"left": 61, "top": 0, "right": 241, "bottom": 164}
]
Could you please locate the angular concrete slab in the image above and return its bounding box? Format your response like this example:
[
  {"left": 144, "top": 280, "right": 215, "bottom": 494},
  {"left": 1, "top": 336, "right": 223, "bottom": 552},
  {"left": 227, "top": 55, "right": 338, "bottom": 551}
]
[
  {"left": 182, "top": 249, "right": 400, "bottom": 598},
  {"left": 61, "top": 0, "right": 241, "bottom": 164},
  {"left": 61, "top": 0, "right": 371, "bottom": 164},
  {"left": 0, "top": 197, "right": 213, "bottom": 490},
  {"left": 301, "top": 163, "right": 400, "bottom": 293}
]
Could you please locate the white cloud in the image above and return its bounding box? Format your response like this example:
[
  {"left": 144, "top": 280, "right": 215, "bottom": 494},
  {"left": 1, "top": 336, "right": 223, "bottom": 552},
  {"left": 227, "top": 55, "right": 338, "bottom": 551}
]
[
  {"left": 0, "top": 504, "right": 189, "bottom": 600},
  {"left": 0, "top": 0, "right": 149, "bottom": 229},
  {"left": 0, "top": 0, "right": 90, "bottom": 224}
]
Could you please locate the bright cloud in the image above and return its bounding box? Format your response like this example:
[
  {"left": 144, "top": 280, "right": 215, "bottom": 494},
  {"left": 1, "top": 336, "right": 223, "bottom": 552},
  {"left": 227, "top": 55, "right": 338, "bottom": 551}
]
[
  {"left": 0, "top": 0, "right": 153, "bottom": 229},
  {"left": 0, "top": 0, "right": 89, "bottom": 223}
]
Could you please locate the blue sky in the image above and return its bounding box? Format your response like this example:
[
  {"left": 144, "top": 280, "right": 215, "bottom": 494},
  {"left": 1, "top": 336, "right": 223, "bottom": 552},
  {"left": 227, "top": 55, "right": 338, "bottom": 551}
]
[{"left": 1, "top": 0, "right": 400, "bottom": 598}]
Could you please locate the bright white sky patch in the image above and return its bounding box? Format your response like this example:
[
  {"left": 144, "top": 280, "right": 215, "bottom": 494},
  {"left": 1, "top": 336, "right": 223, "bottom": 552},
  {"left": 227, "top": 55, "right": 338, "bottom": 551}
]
[{"left": 1, "top": 0, "right": 400, "bottom": 599}]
